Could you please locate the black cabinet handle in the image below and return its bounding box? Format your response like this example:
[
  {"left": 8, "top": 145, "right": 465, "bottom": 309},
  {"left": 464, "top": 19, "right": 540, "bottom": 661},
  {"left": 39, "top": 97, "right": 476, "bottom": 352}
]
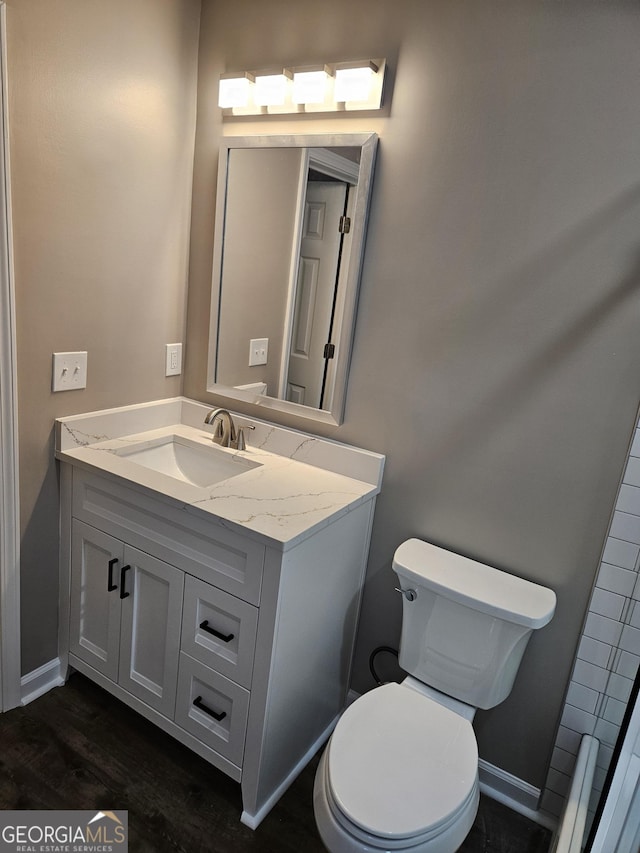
[
  {"left": 119, "top": 564, "right": 131, "bottom": 599},
  {"left": 107, "top": 558, "right": 118, "bottom": 592},
  {"left": 193, "top": 695, "right": 226, "bottom": 722},
  {"left": 199, "top": 620, "right": 234, "bottom": 643}
]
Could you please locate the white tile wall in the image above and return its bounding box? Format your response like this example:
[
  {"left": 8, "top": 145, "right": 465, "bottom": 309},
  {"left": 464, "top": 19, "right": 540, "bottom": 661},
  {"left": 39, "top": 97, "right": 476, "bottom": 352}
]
[
  {"left": 624, "top": 457, "right": 640, "bottom": 487},
  {"left": 541, "top": 422, "right": 640, "bottom": 833},
  {"left": 555, "top": 724, "right": 582, "bottom": 754},
  {"left": 596, "top": 563, "right": 637, "bottom": 596},
  {"left": 610, "top": 511, "right": 640, "bottom": 545},
  {"left": 616, "top": 485, "right": 640, "bottom": 517},
  {"left": 583, "top": 612, "right": 623, "bottom": 645},
  {"left": 602, "top": 537, "right": 639, "bottom": 570},
  {"left": 615, "top": 650, "right": 639, "bottom": 678},
  {"left": 620, "top": 624, "right": 640, "bottom": 655},
  {"left": 577, "top": 635, "right": 613, "bottom": 669},
  {"left": 590, "top": 588, "right": 626, "bottom": 621},
  {"left": 573, "top": 659, "right": 610, "bottom": 692},
  {"left": 566, "top": 682, "right": 599, "bottom": 715}
]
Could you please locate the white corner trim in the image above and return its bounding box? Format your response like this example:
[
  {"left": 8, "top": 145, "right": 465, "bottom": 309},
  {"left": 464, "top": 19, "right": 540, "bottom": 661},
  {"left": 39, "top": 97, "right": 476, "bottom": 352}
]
[
  {"left": 0, "top": 0, "right": 21, "bottom": 713},
  {"left": 479, "top": 758, "right": 558, "bottom": 831},
  {"left": 21, "top": 658, "right": 65, "bottom": 706}
]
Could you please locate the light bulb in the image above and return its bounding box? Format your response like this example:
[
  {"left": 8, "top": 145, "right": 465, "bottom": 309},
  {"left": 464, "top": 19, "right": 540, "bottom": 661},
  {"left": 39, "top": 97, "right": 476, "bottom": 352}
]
[
  {"left": 254, "top": 73, "right": 289, "bottom": 107},
  {"left": 334, "top": 65, "right": 375, "bottom": 103},
  {"left": 218, "top": 75, "right": 252, "bottom": 109},
  {"left": 292, "top": 70, "right": 329, "bottom": 105}
]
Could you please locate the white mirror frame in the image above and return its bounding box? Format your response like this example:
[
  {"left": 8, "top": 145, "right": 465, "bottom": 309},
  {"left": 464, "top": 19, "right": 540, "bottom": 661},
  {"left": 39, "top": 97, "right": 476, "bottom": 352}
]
[{"left": 206, "top": 132, "right": 378, "bottom": 428}]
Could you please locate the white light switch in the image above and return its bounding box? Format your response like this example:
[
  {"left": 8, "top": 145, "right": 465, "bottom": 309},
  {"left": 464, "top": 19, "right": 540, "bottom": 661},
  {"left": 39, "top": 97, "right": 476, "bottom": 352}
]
[
  {"left": 165, "top": 342, "right": 182, "bottom": 376},
  {"left": 52, "top": 352, "right": 88, "bottom": 392},
  {"left": 249, "top": 338, "right": 268, "bottom": 366}
]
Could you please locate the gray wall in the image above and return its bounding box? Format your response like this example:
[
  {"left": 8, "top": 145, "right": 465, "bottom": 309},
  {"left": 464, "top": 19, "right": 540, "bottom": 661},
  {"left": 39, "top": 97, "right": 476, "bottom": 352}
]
[
  {"left": 185, "top": 0, "right": 640, "bottom": 790},
  {"left": 8, "top": 0, "right": 200, "bottom": 673}
]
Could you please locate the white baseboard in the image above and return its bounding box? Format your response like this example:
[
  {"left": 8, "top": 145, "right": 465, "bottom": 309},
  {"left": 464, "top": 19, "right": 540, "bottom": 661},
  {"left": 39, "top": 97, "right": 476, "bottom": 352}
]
[
  {"left": 16, "top": 668, "right": 559, "bottom": 835},
  {"left": 20, "top": 657, "right": 64, "bottom": 706},
  {"left": 479, "top": 758, "right": 558, "bottom": 831}
]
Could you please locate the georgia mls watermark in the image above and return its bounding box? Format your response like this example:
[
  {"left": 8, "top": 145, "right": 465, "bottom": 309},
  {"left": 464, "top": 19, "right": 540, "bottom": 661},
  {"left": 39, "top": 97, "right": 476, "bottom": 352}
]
[{"left": 0, "top": 811, "right": 127, "bottom": 853}]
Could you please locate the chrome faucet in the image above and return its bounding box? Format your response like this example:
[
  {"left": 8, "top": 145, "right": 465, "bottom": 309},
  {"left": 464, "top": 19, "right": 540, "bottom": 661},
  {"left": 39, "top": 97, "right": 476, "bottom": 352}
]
[
  {"left": 204, "top": 408, "right": 236, "bottom": 447},
  {"left": 204, "top": 408, "right": 254, "bottom": 450}
]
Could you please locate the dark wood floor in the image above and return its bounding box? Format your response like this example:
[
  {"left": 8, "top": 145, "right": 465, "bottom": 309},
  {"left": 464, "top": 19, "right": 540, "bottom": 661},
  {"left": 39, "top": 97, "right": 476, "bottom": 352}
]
[{"left": 0, "top": 674, "right": 551, "bottom": 852}]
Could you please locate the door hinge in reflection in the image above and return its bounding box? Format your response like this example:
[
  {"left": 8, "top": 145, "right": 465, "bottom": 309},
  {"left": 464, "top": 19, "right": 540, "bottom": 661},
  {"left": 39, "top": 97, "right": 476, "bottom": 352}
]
[
  {"left": 323, "top": 343, "right": 336, "bottom": 359},
  {"left": 338, "top": 216, "right": 351, "bottom": 234}
]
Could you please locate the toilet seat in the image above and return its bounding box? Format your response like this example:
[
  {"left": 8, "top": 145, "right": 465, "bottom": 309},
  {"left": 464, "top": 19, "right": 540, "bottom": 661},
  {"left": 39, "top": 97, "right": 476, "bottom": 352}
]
[
  {"left": 326, "top": 682, "right": 479, "bottom": 843},
  {"left": 317, "top": 750, "right": 479, "bottom": 852}
]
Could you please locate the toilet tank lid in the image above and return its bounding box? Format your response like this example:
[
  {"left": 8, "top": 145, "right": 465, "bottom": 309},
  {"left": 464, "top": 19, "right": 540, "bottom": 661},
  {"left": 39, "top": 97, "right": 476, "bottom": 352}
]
[{"left": 393, "top": 539, "right": 556, "bottom": 629}]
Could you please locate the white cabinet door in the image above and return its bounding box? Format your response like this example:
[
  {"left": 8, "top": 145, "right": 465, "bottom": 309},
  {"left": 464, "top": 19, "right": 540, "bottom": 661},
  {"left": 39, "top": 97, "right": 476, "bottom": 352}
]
[
  {"left": 69, "top": 519, "right": 122, "bottom": 682},
  {"left": 70, "top": 522, "right": 184, "bottom": 718},
  {"left": 118, "top": 545, "right": 184, "bottom": 718}
]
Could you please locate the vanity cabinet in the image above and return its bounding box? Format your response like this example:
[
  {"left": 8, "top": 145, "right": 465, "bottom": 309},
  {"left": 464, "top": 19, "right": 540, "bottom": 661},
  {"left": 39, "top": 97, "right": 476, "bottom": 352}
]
[{"left": 59, "top": 461, "right": 377, "bottom": 828}]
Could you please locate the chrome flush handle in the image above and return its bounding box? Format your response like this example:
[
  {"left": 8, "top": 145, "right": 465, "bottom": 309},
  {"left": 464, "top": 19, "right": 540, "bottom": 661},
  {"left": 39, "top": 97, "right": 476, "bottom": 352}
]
[{"left": 395, "top": 587, "right": 417, "bottom": 602}]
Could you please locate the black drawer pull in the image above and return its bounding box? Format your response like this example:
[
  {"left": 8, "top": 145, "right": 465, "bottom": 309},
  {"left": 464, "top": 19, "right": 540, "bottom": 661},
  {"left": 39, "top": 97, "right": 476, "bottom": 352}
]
[
  {"left": 119, "top": 564, "right": 131, "bottom": 599},
  {"left": 107, "top": 558, "right": 118, "bottom": 592},
  {"left": 199, "top": 620, "right": 234, "bottom": 643},
  {"left": 193, "top": 695, "right": 226, "bottom": 722}
]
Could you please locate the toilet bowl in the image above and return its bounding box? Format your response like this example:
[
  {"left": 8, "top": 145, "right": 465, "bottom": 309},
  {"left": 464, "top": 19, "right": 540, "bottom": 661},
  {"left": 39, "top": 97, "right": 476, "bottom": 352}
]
[
  {"left": 314, "top": 680, "right": 480, "bottom": 852},
  {"left": 314, "top": 538, "right": 557, "bottom": 853}
]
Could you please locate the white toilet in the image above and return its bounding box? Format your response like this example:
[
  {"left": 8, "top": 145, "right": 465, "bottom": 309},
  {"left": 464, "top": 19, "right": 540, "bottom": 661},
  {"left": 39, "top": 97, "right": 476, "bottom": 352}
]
[{"left": 314, "top": 538, "right": 556, "bottom": 853}]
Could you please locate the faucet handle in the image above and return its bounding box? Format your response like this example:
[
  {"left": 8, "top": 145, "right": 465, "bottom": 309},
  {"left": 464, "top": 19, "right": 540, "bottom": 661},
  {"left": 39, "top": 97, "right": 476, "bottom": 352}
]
[{"left": 235, "top": 425, "right": 255, "bottom": 451}]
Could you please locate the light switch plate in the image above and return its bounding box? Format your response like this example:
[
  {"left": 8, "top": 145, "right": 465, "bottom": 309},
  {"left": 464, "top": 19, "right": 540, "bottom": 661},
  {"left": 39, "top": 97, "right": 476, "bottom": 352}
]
[
  {"left": 249, "top": 338, "right": 268, "bottom": 366},
  {"left": 165, "top": 342, "right": 182, "bottom": 376},
  {"left": 52, "top": 352, "right": 87, "bottom": 391}
]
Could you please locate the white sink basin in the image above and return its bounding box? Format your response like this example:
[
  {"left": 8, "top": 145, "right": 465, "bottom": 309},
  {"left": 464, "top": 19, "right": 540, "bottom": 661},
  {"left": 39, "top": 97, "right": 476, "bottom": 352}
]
[{"left": 115, "top": 434, "right": 261, "bottom": 488}]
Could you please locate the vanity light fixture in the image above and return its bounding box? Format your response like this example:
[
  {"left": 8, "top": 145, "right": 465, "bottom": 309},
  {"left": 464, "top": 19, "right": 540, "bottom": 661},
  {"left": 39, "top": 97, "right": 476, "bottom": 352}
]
[
  {"left": 253, "top": 69, "right": 292, "bottom": 107},
  {"left": 334, "top": 60, "right": 379, "bottom": 103},
  {"left": 292, "top": 65, "right": 333, "bottom": 106},
  {"left": 218, "top": 58, "right": 386, "bottom": 116},
  {"left": 217, "top": 72, "right": 255, "bottom": 109}
]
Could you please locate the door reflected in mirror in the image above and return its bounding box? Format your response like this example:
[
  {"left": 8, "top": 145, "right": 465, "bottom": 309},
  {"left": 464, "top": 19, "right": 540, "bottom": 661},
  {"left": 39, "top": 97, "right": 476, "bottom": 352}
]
[{"left": 207, "top": 133, "right": 377, "bottom": 427}]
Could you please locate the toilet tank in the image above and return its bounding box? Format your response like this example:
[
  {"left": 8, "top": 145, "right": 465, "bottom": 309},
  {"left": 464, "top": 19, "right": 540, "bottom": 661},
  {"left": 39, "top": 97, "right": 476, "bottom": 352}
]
[{"left": 393, "top": 539, "right": 556, "bottom": 710}]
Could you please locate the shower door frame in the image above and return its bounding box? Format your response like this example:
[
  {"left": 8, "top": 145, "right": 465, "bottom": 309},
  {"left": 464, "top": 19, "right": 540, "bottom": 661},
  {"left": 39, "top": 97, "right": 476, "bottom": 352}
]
[
  {"left": 588, "top": 694, "right": 640, "bottom": 852},
  {"left": 0, "top": 0, "right": 21, "bottom": 712}
]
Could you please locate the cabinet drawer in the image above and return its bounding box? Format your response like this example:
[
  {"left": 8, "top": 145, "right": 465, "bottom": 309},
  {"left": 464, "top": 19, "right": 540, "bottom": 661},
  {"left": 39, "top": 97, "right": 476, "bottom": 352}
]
[
  {"left": 182, "top": 576, "right": 257, "bottom": 688},
  {"left": 175, "top": 654, "right": 249, "bottom": 766},
  {"left": 72, "top": 468, "right": 264, "bottom": 604}
]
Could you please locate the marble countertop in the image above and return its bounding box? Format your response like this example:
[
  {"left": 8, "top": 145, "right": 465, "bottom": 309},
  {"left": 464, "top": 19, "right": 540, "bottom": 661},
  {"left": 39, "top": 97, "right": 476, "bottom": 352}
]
[{"left": 55, "top": 398, "right": 384, "bottom": 550}]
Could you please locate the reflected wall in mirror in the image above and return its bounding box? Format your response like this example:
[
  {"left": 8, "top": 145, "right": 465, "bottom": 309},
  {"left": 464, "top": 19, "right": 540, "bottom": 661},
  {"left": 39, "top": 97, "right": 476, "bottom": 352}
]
[{"left": 207, "top": 133, "right": 378, "bottom": 427}]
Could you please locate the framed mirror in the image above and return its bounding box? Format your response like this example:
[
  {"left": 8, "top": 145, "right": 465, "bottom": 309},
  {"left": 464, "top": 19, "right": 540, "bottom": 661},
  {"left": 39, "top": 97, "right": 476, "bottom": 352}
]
[{"left": 207, "top": 132, "right": 378, "bottom": 427}]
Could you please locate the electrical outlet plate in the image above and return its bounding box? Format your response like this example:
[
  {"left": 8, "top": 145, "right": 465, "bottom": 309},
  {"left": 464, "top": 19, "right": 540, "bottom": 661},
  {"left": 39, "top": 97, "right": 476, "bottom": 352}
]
[
  {"left": 165, "top": 343, "right": 182, "bottom": 376},
  {"left": 52, "top": 352, "right": 88, "bottom": 392},
  {"left": 249, "top": 338, "right": 268, "bottom": 366}
]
